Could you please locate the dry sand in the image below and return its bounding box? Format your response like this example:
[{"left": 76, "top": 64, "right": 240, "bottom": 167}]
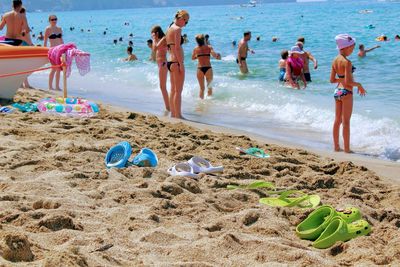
[{"left": 0, "top": 89, "right": 399, "bottom": 266}]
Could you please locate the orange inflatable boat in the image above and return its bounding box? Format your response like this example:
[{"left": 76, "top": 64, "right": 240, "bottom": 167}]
[{"left": 0, "top": 45, "right": 49, "bottom": 100}]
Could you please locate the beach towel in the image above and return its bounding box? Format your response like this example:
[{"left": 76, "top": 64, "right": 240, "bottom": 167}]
[
  {"left": 287, "top": 57, "right": 304, "bottom": 76},
  {"left": 48, "top": 43, "right": 91, "bottom": 77}
]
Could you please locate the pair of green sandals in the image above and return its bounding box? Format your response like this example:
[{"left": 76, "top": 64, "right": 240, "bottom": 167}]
[
  {"left": 296, "top": 205, "right": 372, "bottom": 249},
  {"left": 228, "top": 181, "right": 320, "bottom": 209},
  {"left": 228, "top": 181, "right": 372, "bottom": 249}
]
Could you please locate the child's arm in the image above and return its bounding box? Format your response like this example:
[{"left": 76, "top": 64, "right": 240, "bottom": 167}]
[
  {"left": 191, "top": 48, "right": 197, "bottom": 60},
  {"left": 365, "top": 45, "right": 380, "bottom": 53},
  {"left": 308, "top": 52, "right": 318, "bottom": 70}
]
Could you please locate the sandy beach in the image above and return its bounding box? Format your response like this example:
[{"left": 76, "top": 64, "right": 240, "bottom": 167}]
[{"left": 0, "top": 89, "right": 399, "bottom": 266}]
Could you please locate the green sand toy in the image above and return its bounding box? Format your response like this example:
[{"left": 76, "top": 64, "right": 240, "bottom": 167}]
[
  {"left": 296, "top": 206, "right": 362, "bottom": 240},
  {"left": 259, "top": 190, "right": 320, "bottom": 209},
  {"left": 312, "top": 217, "right": 372, "bottom": 249}
]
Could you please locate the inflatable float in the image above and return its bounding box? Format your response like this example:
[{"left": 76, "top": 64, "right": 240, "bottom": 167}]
[
  {"left": 0, "top": 45, "right": 49, "bottom": 100},
  {"left": 37, "top": 97, "right": 99, "bottom": 116}
]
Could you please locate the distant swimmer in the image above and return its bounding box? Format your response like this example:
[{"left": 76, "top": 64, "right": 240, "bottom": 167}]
[
  {"left": 285, "top": 46, "right": 307, "bottom": 89},
  {"left": 128, "top": 40, "right": 133, "bottom": 47},
  {"left": 358, "top": 44, "right": 380, "bottom": 57},
  {"left": 395, "top": 35, "right": 400, "bottom": 41},
  {"left": 256, "top": 36, "right": 260, "bottom": 41},
  {"left": 182, "top": 33, "right": 188, "bottom": 44},
  {"left": 103, "top": 31, "right": 106, "bottom": 35},
  {"left": 129, "top": 33, "right": 133, "bottom": 38},
  {"left": 37, "top": 31, "right": 44, "bottom": 40},
  {"left": 151, "top": 25, "right": 170, "bottom": 112},
  {"left": 278, "top": 50, "right": 288, "bottom": 82},
  {"left": 147, "top": 39, "right": 156, "bottom": 62},
  {"left": 272, "top": 37, "right": 278, "bottom": 42},
  {"left": 330, "top": 34, "right": 366, "bottom": 153},
  {"left": 124, "top": 46, "right": 137, "bottom": 62},
  {"left": 192, "top": 34, "right": 221, "bottom": 99},
  {"left": 376, "top": 35, "right": 389, "bottom": 42},
  {"left": 113, "top": 39, "right": 117, "bottom": 45},
  {"left": 232, "top": 40, "right": 237, "bottom": 47},
  {"left": 119, "top": 37, "right": 123, "bottom": 42},
  {"left": 296, "top": 37, "right": 318, "bottom": 82},
  {"left": 237, "top": 31, "right": 254, "bottom": 74}
]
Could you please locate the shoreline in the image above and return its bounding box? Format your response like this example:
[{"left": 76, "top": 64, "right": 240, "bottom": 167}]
[
  {"left": 1, "top": 88, "right": 399, "bottom": 266},
  {"left": 107, "top": 102, "right": 400, "bottom": 184}
]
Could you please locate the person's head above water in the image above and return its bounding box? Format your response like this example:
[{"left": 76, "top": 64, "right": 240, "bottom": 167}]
[
  {"left": 297, "top": 36, "right": 305, "bottom": 44},
  {"left": 244, "top": 31, "right": 251, "bottom": 41},
  {"left": 151, "top": 25, "right": 165, "bottom": 39},
  {"left": 127, "top": 46, "right": 133, "bottom": 54},
  {"left": 335, "top": 33, "right": 356, "bottom": 56},
  {"left": 174, "top": 10, "right": 190, "bottom": 28},
  {"left": 13, "top": 0, "right": 22, "bottom": 10},
  {"left": 296, "top": 41, "right": 304, "bottom": 50},
  {"left": 205, "top": 34, "right": 209, "bottom": 41},
  {"left": 195, "top": 34, "right": 205, "bottom": 46},
  {"left": 147, "top": 39, "right": 153, "bottom": 48},
  {"left": 359, "top": 44, "right": 365, "bottom": 50},
  {"left": 281, "top": 50, "right": 289, "bottom": 60}
]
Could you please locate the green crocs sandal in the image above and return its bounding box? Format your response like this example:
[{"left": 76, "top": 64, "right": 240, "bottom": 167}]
[
  {"left": 312, "top": 217, "right": 372, "bottom": 249},
  {"left": 259, "top": 190, "right": 320, "bottom": 209},
  {"left": 296, "top": 206, "right": 362, "bottom": 240},
  {"left": 227, "top": 181, "right": 275, "bottom": 190}
]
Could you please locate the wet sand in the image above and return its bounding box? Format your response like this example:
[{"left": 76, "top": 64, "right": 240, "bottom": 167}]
[{"left": 0, "top": 89, "right": 399, "bottom": 266}]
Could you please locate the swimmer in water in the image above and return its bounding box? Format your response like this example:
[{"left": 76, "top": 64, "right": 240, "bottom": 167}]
[
  {"left": 358, "top": 44, "right": 380, "bottom": 57},
  {"left": 395, "top": 35, "right": 400, "bottom": 41},
  {"left": 279, "top": 50, "right": 288, "bottom": 82},
  {"left": 272, "top": 37, "right": 278, "bottom": 42},
  {"left": 285, "top": 46, "right": 307, "bottom": 89},
  {"left": 237, "top": 31, "right": 254, "bottom": 74},
  {"left": 128, "top": 40, "right": 133, "bottom": 47},
  {"left": 192, "top": 34, "right": 221, "bottom": 99},
  {"left": 113, "top": 39, "right": 117, "bottom": 45},
  {"left": 330, "top": 34, "right": 366, "bottom": 153},
  {"left": 205, "top": 34, "right": 210, "bottom": 45},
  {"left": 124, "top": 46, "right": 137, "bottom": 61},
  {"left": 296, "top": 38, "right": 318, "bottom": 82},
  {"left": 147, "top": 39, "right": 156, "bottom": 61}
]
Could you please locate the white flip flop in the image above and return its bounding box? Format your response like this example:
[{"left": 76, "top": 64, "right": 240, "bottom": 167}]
[
  {"left": 188, "top": 156, "right": 224, "bottom": 174},
  {"left": 167, "top": 162, "right": 199, "bottom": 178}
]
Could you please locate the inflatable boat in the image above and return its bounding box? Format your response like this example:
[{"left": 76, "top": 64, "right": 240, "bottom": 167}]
[{"left": 0, "top": 45, "right": 49, "bottom": 100}]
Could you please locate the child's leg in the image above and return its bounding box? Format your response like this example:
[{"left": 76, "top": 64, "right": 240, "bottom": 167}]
[
  {"left": 159, "top": 63, "right": 170, "bottom": 111},
  {"left": 342, "top": 94, "right": 354, "bottom": 153},
  {"left": 333, "top": 99, "right": 343, "bottom": 151}
]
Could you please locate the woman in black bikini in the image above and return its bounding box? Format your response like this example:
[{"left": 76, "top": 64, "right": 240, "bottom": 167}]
[
  {"left": 44, "top": 15, "right": 64, "bottom": 91},
  {"left": 165, "top": 10, "right": 189, "bottom": 119},
  {"left": 192, "top": 34, "right": 221, "bottom": 99}
]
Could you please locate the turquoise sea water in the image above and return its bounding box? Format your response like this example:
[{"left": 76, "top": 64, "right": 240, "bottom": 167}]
[{"left": 20, "top": 1, "right": 400, "bottom": 161}]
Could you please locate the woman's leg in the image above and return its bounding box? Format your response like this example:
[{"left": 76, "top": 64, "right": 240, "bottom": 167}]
[
  {"left": 169, "top": 68, "right": 176, "bottom": 117},
  {"left": 333, "top": 99, "right": 343, "bottom": 151},
  {"left": 49, "top": 69, "right": 56, "bottom": 90},
  {"left": 159, "top": 64, "right": 170, "bottom": 111},
  {"left": 173, "top": 64, "right": 185, "bottom": 119},
  {"left": 196, "top": 69, "right": 205, "bottom": 99},
  {"left": 205, "top": 69, "right": 213, "bottom": 97},
  {"left": 55, "top": 69, "right": 61, "bottom": 91},
  {"left": 342, "top": 94, "right": 354, "bottom": 153}
]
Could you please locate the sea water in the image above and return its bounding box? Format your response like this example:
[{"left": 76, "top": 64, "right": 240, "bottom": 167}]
[{"left": 22, "top": 1, "right": 400, "bottom": 162}]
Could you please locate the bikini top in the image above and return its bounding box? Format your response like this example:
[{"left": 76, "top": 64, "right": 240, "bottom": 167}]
[
  {"left": 196, "top": 46, "right": 211, "bottom": 58},
  {"left": 49, "top": 33, "right": 62, "bottom": 39},
  {"left": 167, "top": 36, "right": 184, "bottom": 49},
  {"left": 337, "top": 66, "right": 356, "bottom": 78}
]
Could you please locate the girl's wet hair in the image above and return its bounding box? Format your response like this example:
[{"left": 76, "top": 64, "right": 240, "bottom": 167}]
[
  {"left": 195, "top": 34, "right": 205, "bottom": 46},
  {"left": 281, "top": 50, "right": 289, "bottom": 60},
  {"left": 127, "top": 46, "right": 133, "bottom": 53},
  {"left": 151, "top": 25, "right": 165, "bottom": 38}
]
